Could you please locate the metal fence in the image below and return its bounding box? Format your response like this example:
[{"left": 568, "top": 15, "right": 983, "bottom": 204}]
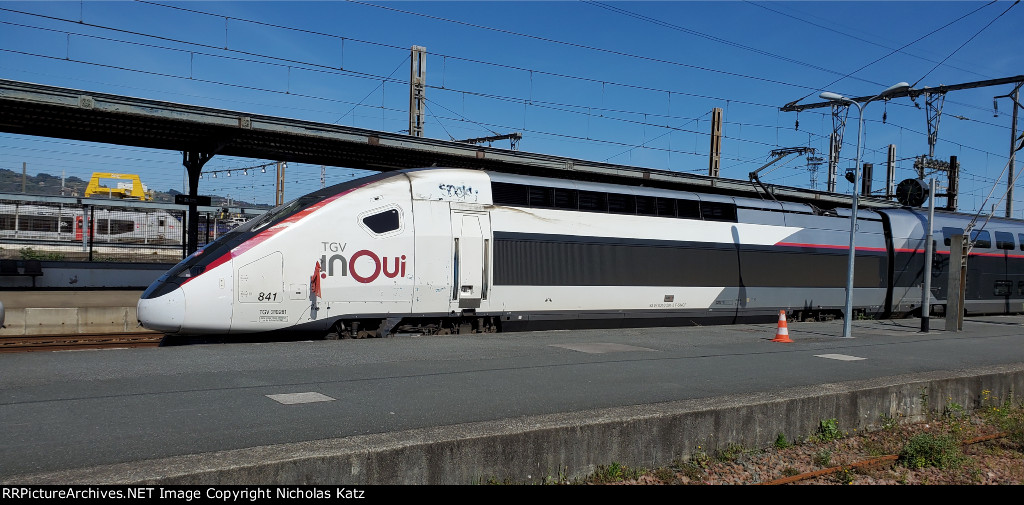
[{"left": 0, "top": 195, "right": 259, "bottom": 263}]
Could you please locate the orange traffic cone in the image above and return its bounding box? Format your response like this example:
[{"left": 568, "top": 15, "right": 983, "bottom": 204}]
[{"left": 771, "top": 310, "right": 793, "bottom": 343}]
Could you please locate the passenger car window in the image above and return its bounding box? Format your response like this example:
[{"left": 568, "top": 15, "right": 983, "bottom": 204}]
[
  {"left": 578, "top": 191, "right": 608, "bottom": 212},
  {"left": 635, "top": 195, "right": 657, "bottom": 216},
  {"left": 700, "top": 201, "right": 737, "bottom": 222},
  {"left": 491, "top": 182, "right": 529, "bottom": 206},
  {"left": 528, "top": 187, "right": 554, "bottom": 208},
  {"left": 607, "top": 193, "right": 636, "bottom": 215},
  {"left": 362, "top": 209, "right": 400, "bottom": 234},
  {"left": 655, "top": 198, "right": 676, "bottom": 217},
  {"left": 942, "top": 227, "right": 964, "bottom": 246},
  {"left": 677, "top": 200, "right": 701, "bottom": 219},
  {"left": 995, "top": 231, "right": 1015, "bottom": 250},
  {"left": 553, "top": 188, "right": 578, "bottom": 210},
  {"left": 970, "top": 230, "right": 991, "bottom": 249}
]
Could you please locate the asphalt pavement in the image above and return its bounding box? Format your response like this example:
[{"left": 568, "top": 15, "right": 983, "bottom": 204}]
[{"left": 1, "top": 315, "right": 1022, "bottom": 483}]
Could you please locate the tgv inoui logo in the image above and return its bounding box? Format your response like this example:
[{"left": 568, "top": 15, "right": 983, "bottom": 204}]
[{"left": 319, "top": 250, "right": 407, "bottom": 284}]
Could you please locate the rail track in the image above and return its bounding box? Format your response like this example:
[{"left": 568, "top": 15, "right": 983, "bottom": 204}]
[{"left": 0, "top": 332, "right": 163, "bottom": 353}]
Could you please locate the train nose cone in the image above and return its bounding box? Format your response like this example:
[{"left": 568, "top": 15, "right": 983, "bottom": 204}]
[{"left": 137, "top": 287, "right": 185, "bottom": 333}]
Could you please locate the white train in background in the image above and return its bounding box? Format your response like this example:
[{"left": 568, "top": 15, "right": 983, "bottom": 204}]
[
  {"left": 136, "top": 167, "right": 1024, "bottom": 338},
  {"left": 0, "top": 203, "right": 181, "bottom": 245}
]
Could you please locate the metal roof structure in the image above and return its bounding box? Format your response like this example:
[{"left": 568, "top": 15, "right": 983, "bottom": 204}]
[{"left": 0, "top": 78, "right": 898, "bottom": 211}]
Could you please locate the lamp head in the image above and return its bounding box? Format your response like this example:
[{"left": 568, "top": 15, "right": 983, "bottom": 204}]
[
  {"left": 879, "top": 82, "right": 911, "bottom": 99},
  {"left": 819, "top": 91, "right": 852, "bottom": 104}
]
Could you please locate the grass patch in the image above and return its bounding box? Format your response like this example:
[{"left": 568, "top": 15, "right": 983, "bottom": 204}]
[
  {"left": 774, "top": 433, "right": 791, "bottom": 449},
  {"left": 715, "top": 443, "right": 746, "bottom": 462},
  {"left": 898, "top": 433, "right": 964, "bottom": 470},
  {"left": 588, "top": 462, "right": 643, "bottom": 483}
]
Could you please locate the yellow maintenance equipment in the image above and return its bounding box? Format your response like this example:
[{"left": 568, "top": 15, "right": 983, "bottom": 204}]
[{"left": 84, "top": 173, "right": 154, "bottom": 201}]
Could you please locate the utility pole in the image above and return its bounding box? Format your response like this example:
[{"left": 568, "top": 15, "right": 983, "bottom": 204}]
[
  {"left": 946, "top": 233, "right": 966, "bottom": 332},
  {"left": 995, "top": 82, "right": 1022, "bottom": 218},
  {"left": 320, "top": 165, "right": 326, "bottom": 189},
  {"left": 921, "top": 178, "right": 935, "bottom": 332},
  {"left": 861, "top": 163, "right": 873, "bottom": 196},
  {"left": 409, "top": 46, "right": 426, "bottom": 138},
  {"left": 708, "top": 107, "right": 722, "bottom": 177},
  {"left": 22, "top": 162, "right": 27, "bottom": 193},
  {"left": 946, "top": 156, "right": 959, "bottom": 211},
  {"left": 886, "top": 144, "right": 897, "bottom": 199},
  {"left": 827, "top": 107, "right": 849, "bottom": 193},
  {"left": 806, "top": 155, "right": 823, "bottom": 190},
  {"left": 275, "top": 161, "right": 287, "bottom": 206}
]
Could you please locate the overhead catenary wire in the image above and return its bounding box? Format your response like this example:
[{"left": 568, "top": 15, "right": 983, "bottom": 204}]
[
  {"left": 910, "top": 0, "right": 1020, "bottom": 89},
  {"left": 8, "top": 0, "right": 1015, "bottom": 135},
  {"left": 782, "top": 0, "right": 998, "bottom": 107},
  {"left": 743, "top": 0, "right": 999, "bottom": 81},
  {"left": 3, "top": 8, "right": 1012, "bottom": 157},
  {"left": 586, "top": 0, "right": 898, "bottom": 90},
  {"left": 0, "top": 2, "right": 1018, "bottom": 213}
]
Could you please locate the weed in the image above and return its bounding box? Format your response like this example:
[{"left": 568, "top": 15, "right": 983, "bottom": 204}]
[
  {"left": 689, "top": 446, "right": 710, "bottom": 469},
  {"left": 880, "top": 412, "right": 902, "bottom": 431},
  {"left": 898, "top": 433, "right": 964, "bottom": 470},
  {"left": 816, "top": 418, "right": 843, "bottom": 442},
  {"left": 920, "top": 388, "right": 930, "bottom": 420},
  {"left": 1002, "top": 405, "right": 1024, "bottom": 449},
  {"left": 671, "top": 455, "right": 705, "bottom": 481},
  {"left": 943, "top": 398, "right": 966, "bottom": 419},
  {"left": 863, "top": 439, "right": 888, "bottom": 458},
  {"left": 813, "top": 449, "right": 832, "bottom": 467},
  {"left": 715, "top": 443, "right": 745, "bottom": 462},
  {"left": 831, "top": 466, "right": 855, "bottom": 485},
  {"left": 781, "top": 467, "right": 799, "bottom": 477},
  {"left": 589, "top": 462, "right": 642, "bottom": 483},
  {"left": 18, "top": 247, "right": 64, "bottom": 261},
  {"left": 978, "top": 390, "right": 1024, "bottom": 448},
  {"left": 774, "top": 433, "right": 791, "bottom": 449},
  {"left": 677, "top": 461, "right": 704, "bottom": 482},
  {"left": 652, "top": 467, "right": 676, "bottom": 484},
  {"left": 542, "top": 467, "right": 570, "bottom": 485}
]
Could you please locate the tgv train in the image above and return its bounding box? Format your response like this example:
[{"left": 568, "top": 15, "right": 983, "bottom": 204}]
[
  {"left": 137, "top": 168, "right": 1024, "bottom": 337},
  {"left": 0, "top": 204, "right": 180, "bottom": 244}
]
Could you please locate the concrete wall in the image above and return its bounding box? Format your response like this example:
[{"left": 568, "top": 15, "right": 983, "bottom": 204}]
[
  {"left": 0, "top": 290, "right": 151, "bottom": 335},
  {"left": 8, "top": 364, "right": 1023, "bottom": 485},
  {"left": 0, "top": 261, "right": 166, "bottom": 335}
]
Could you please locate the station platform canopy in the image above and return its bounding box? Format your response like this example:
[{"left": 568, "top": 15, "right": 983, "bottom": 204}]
[{"left": 0, "top": 78, "right": 897, "bottom": 210}]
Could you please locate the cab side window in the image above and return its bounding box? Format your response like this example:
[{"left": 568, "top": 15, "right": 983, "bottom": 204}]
[{"left": 362, "top": 209, "right": 400, "bottom": 234}]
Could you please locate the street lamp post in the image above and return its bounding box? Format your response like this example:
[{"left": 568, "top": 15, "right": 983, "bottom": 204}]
[
  {"left": 921, "top": 178, "right": 936, "bottom": 332},
  {"left": 820, "top": 82, "right": 910, "bottom": 338}
]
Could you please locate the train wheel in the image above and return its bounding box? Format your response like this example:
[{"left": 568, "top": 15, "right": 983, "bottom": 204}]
[{"left": 324, "top": 321, "right": 342, "bottom": 340}]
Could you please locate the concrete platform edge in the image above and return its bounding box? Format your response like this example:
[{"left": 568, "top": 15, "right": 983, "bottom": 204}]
[{"left": 6, "top": 363, "right": 1023, "bottom": 485}]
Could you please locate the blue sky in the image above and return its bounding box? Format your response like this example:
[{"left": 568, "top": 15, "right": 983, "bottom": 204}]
[{"left": 1, "top": 1, "right": 1021, "bottom": 214}]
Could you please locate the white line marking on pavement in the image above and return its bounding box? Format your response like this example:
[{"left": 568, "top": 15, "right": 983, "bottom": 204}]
[
  {"left": 266, "top": 392, "right": 336, "bottom": 405},
  {"left": 815, "top": 354, "right": 866, "bottom": 361},
  {"left": 550, "top": 343, "right": 656, "bottom": 354}
]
